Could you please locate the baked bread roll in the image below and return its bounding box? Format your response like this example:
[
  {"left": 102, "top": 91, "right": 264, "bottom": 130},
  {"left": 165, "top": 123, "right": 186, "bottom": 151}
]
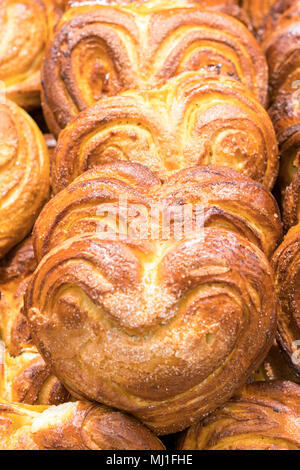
[
  {"left": 34, "top": 163, "right": 282, "bottom": 260},
  {"left": 25, "top": 163, "right": 278, "bottom": 434},
  {"left": 51, "top": 72, "right": 278, "bottom": 192},
  {"left": 0, "top": 400, "right": 165, "bottom": 450},
  {"left": 0, "top": 237, "right": 69, "bottom": 405},
  {"left": 41, "top": 3, "right": 268, "bottom": 135},
  {"left": 0, "top": 100, "right": 50, "bottom": 258},
  {"left": 272, "top": 224, "right": 300, "bottom": 376},
  {"left": 180, "top": 381, "right": 300, "bottom": 450},
  {"left": 0, "top": 0, "right": 62, "bottom": 109}
]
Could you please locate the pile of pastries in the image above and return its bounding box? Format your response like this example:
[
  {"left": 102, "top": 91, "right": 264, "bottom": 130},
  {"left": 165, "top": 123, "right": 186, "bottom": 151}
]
[{"left": 1, "top": 0, "right": 300, "bottom": 450}]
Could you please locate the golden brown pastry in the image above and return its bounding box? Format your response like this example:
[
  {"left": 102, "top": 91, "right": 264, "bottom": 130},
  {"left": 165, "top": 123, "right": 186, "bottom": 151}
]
[
  {"left": 180, "top": 381, "right": 300, "bottom": 450},
  {"left": 0, "top": 0, "right": 62, "bottom": 109},
  {"left": 0, "top": 237, "right": 69, "bottom": 405},
  {"left": 51, "top": 72, "right": 278, "bottom": 192},
  {"left": 41, "top": 3, "right": 268, "bottom": 135},
  {"left": 0, "top": 400, "right": 165, "bottom": 449},
  {"left": 0, "top": 100, "right": 50, "bottom": 258},
  {"left": 34, "top": 163, "right": 282, "bottom": 261},
  {"left": 272, "top": 224, "right": 300, "bottom": 376},
  {"left": 241, "top": 0, "right": 277, "bottom": 36},
  {"left": 262, "top": 0, "right": 300, "bottom": 100},
  {"left": 25, "top": 162, "right": 278, "bottom": 434}
]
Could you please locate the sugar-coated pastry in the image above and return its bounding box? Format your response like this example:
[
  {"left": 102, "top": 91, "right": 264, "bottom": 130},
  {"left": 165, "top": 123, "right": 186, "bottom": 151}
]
[
  {"left": 0, "top": 400, "right": 165, "bottom": 449},
  {"left": 41, "top": 3, "right": 268, "bottom": 135},
  {"left": 180, "top": 381, "right": 300, "bottom": 450},
  {"left": 0, "top": 100, "right": 50, "bottom": 258},
  {"left": 25, "top": 163, "right": 278, "bottom": 434},
  {"left": 51, "top": 72, "right": 278, "bottom": 192}
]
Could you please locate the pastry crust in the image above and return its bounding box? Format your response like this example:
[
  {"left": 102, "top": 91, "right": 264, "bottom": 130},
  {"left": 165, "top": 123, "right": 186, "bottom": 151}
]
[
  {"left": 41, "top": 3, "right": 268, "bottom": 135},
  {"left": 180, "top": 381, "right": 300, "bottom": 450}
]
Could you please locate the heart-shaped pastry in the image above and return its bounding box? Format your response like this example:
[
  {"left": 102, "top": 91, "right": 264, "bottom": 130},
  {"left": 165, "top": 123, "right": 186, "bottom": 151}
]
[
  {"left": 41, "top": 3, "right": 268, "bottom": 135},
  {"left": 51, "top": 72, "right": 278, "bottom": 193},
  {"left": 26, "top": 162, "right": 279, "bottom": 434}
]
